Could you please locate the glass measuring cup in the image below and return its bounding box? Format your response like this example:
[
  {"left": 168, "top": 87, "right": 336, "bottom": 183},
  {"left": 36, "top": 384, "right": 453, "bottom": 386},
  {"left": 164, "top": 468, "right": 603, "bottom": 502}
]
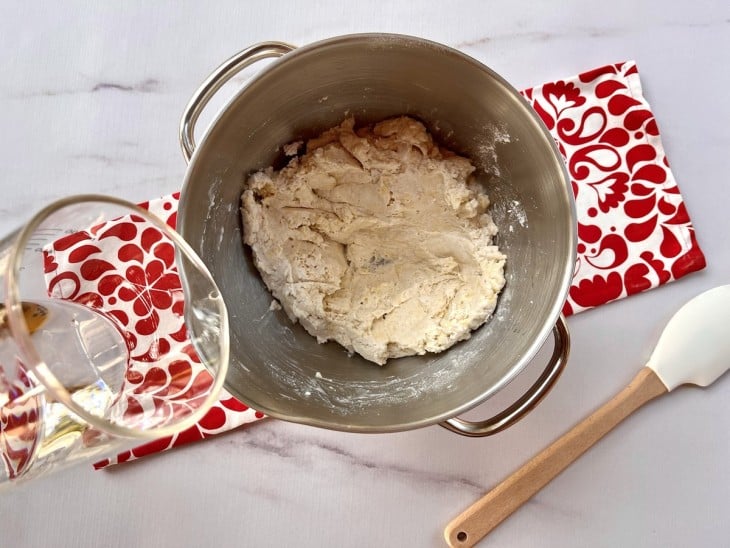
[{"left": 0, "top": 195, "right": 228, "bottom": 487}]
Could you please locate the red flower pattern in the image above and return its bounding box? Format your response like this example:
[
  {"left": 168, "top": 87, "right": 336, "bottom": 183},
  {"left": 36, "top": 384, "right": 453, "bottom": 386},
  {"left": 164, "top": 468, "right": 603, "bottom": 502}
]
[
  {"left": 522, "top": 60, "right": 705, "bottom": 314},
  {"left": 43, "top": 196, "right": 262, "bottom": 469}
]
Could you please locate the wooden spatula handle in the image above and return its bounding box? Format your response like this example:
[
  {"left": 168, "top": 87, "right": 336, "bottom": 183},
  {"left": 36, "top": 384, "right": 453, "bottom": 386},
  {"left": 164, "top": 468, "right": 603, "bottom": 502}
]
[{"left": 444, "top": 367, "right": 668, "bottom": 547}]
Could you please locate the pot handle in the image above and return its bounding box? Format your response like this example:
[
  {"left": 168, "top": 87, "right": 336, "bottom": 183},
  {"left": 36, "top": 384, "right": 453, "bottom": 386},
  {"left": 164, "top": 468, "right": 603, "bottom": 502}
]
[
  {"left": 179, "top": 41, "right": 297, "bottom": 164},
  {"left": 440, "top": 315, "right": 570, "bottom": 437}
]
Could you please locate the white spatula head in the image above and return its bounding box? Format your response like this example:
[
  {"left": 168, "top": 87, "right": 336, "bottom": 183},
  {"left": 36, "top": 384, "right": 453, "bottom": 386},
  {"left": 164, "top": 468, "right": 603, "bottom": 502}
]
[{"left": 646, "top": 285, "right": 730, "bottom": 391}]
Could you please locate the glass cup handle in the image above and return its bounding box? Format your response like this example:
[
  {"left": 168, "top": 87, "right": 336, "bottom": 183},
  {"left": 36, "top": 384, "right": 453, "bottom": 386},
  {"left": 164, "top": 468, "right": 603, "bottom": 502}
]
[
  {"left": 179, "top": 41, "right": 296, "bottom": 164},
  {"left": 440, "top": 315, "right": 570, "bottom": 437}
]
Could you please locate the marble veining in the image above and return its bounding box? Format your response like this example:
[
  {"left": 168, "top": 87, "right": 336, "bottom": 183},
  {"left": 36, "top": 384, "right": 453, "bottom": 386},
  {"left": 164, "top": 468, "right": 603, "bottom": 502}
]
[
  {"left": 233, "top": 426, "right": 487, "bottom": 494},
  {"left": 91, "top": 79, "right": 161, "bottom": 93},
  {"left": 68, "top": 152, "right": 163, "bottom": 168},
  {"left": 453, "top": 17, "right": 729, "bottom": 50},
  {"left": 7, "top": 78, "right": 163, "bottom": 99}
]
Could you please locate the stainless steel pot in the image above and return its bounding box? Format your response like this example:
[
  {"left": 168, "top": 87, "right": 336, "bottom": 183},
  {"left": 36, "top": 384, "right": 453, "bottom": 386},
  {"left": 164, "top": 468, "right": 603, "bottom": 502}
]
[{"left": 177, "top": 34, "right": 576, "bottom": 436}]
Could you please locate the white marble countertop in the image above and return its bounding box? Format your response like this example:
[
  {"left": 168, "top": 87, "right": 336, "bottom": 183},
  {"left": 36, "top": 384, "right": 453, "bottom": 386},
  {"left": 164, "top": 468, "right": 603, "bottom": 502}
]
[{"left": 1, "top": 2, "right": 729, "bottom": 546}]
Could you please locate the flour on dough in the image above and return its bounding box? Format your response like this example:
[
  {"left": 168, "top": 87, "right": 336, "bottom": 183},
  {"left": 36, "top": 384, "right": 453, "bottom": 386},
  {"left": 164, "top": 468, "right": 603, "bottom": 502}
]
[{"left": 241, "top": 116, "right": 506, "bottom": 365}]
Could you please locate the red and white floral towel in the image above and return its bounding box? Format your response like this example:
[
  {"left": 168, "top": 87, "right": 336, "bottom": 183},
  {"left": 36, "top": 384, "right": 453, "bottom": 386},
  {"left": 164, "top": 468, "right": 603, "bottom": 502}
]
[
  {"left": 46, "top": 61, "right": 705, "bottom": 467},
  {"left": 42, "top": 198, "right": 265, "bottom": 469},
  {"left": 522, "top": 61, "right": 705, "bottom": 314}
]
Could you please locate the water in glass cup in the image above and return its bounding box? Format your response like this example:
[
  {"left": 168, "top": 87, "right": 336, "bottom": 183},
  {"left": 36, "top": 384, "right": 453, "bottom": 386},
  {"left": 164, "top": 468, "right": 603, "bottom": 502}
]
[{"left": 0, "top": 195, "right": 228, "bottom": 486}]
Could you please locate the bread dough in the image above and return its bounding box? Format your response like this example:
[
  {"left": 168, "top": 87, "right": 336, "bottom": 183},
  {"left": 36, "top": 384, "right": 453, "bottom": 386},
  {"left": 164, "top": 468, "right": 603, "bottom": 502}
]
[{"left": 241, "top": 117, "right": 506, "bottom": 365}]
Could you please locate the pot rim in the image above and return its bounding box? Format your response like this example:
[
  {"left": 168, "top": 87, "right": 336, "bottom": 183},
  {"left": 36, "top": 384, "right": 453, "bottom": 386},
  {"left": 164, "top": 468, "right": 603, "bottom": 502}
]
[{"left": 178, "top": 32, "right": 577, "bottom": 433}]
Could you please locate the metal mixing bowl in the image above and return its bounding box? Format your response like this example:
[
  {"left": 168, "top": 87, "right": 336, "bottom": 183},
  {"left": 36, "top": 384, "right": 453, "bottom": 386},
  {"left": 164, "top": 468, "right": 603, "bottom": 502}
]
[{"left": 177, "top": 34, "right": 576, "bottom": 436}]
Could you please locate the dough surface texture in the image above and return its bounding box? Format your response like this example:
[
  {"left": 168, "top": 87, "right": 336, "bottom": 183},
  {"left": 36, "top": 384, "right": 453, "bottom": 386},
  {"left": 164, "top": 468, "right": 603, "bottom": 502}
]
[{"left": 241, "top": 117, "right": 506, "bottom": 365}]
